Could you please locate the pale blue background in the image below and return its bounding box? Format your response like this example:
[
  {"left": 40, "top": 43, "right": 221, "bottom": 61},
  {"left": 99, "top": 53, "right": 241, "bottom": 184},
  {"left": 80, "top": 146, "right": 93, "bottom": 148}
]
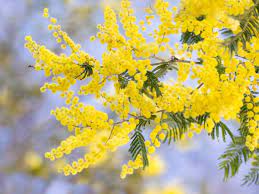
[{"left": 0, "top": 0, "right": 258, "bottom": 194}]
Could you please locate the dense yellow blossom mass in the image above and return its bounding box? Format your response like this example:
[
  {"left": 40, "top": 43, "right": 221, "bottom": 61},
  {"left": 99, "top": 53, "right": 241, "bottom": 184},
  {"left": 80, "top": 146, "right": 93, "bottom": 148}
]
[{"left": 24, "top": 0, "right": 259, "bottom": 180}]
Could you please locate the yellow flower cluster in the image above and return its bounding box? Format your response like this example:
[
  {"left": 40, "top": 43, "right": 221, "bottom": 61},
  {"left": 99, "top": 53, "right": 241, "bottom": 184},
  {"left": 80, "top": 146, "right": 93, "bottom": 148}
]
[
  {"left": 176, "top": 0, "right": 254, "bottom": 39},
  {"left": 244, "top": 95, "right": 259, "bottom": 151},
  {"left": 120, "top": 155, "right": 144, "bottom": 179},
  {"left": 25, "top": 0, "right": 258, "bottom": 178}
]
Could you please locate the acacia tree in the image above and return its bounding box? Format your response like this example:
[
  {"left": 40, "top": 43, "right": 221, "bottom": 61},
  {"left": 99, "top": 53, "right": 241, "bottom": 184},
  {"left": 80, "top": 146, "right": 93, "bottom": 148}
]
[{"left": 25, "top": 0, "right": 259, "bottom": 185}]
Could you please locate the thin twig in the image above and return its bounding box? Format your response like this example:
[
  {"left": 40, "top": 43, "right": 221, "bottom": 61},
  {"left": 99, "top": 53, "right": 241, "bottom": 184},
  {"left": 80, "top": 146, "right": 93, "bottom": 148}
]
[
  {"left": 98, "top": 76, "right": 111, "bottom": 85},
  {"left": 151, "top": 57, "right": 202, "bottom": 66},
  {"left": 106, "top": 119, "right": 130, "bottom": 143},
  {"left": 190, "top": 83, "right": 204, "bottom": 95},
  {"left": 152, "top": 55, "right": 166, "bottom": 62}
]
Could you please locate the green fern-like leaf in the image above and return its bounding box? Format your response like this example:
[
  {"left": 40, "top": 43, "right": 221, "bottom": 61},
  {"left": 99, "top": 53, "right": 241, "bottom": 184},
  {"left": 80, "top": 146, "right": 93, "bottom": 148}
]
[
  {"left": 243, "top": 167, "right": 259, "bottom": 185},
  {"left": 215, "top": 56, "right": 226, "bottom": 75},
  {"left": 219, "top": 137, "right": 252, "bottom": 180},
  {"left": 209, "top": 121, "right": 235, "bottom": 143},
  {"left": 75, "top": 63, "right": 94, "bottom": 80},
  {"left": 128, "top": 116, "right": 156, "bottom": 169},
  {"left": 152, "top": 62, "right": 178, "bottom": 78},
  {"left": 243, "top": 153, "right": 259, "bottom": 185},
  {"left": 180, "top": 15, "right": 205, "bottom": 45},
  {"left": 118, "top": 70, "right": 134, "bottom": 89},
  {"left": 222, "top": 0, "right": 259, "bottom": 53},
  {"left": 162, "top": 112, "right": 192, "bottom": 143},
  {"left": 142, "top": 71, "right": 162, "bottom": 97},
  {"left": 180, "top": 31, "right": 204, "bottom": 45},
  {"left": 118, "top": 70, "right": 164, "bottom": 97},
  {"left": 195, "top": 113, "right": 209, "bottom": 126},
  {"left": 129, "top": 129, "right": 149, "bottom": 169},
  {"left": 161, "top": 112, "right": 233, "bottom": 144},
  {"left": 162, "top": 128, "right": 173, "bottom": 145}
]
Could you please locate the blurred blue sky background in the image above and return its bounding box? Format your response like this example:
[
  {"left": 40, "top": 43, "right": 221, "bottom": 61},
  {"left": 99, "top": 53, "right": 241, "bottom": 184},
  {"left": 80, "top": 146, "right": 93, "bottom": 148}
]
[{"left": 0, "top": 0, "right": 258, "bottom": 194}]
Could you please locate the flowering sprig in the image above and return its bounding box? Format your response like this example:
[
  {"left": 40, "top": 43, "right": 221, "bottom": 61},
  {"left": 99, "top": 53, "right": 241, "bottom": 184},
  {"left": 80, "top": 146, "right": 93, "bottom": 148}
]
[{"left": 24, "top": 0, "right": 259, "bottom": 184}]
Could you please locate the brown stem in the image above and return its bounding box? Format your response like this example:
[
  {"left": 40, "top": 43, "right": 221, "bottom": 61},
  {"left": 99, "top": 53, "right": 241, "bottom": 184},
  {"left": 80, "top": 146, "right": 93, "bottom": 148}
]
[
  {"left": 151, "top": 57, "right": 202, "bottom": 66},
  {"left": 152, "top": 55, "right": 165, "bottom": 62},
  {"left": 190, "top": 83, "right": 204, "bottom": 94}
]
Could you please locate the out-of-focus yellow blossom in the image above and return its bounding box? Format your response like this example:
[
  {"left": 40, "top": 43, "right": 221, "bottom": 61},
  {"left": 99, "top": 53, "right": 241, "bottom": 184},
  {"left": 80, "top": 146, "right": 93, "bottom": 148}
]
[
  {"left": 0, "top": 87, "right": 9, "bottom": 105},
  {"left": 24, "top": 151, "right": 43, "bottom": 170},
  {"left": 163, "top": 185, "right": 186, "bottom": 194},
  {"left": 143, "top": 155, "right": 165, "bottom": 176},
  {"left": 143, "top": 184, "right": 185, "bottom": 194}
]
